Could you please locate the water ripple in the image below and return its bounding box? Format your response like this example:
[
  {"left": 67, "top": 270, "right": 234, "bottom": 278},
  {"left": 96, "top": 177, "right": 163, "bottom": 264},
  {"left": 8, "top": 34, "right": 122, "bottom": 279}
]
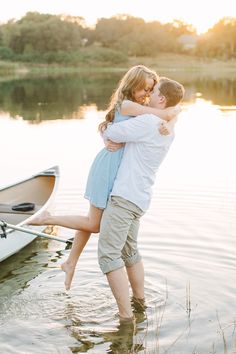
[{"left": 1, "top": 180, "right": 236, "bottom": 353}]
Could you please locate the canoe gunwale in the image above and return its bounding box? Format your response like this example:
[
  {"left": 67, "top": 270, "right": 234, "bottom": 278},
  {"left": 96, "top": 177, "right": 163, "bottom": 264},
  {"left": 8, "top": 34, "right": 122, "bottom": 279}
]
[
  {"left": 0, "top": 166, "right": 60, "bottom": 262},
  {"left": 0, "top": 166, "right": 59, "bottom": 193}
]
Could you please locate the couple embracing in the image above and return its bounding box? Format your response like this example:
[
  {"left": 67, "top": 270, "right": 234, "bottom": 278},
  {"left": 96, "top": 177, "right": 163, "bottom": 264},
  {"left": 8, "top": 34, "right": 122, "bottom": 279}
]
[{"left": 30, "top": 65, "right": 184, "bottom": 322}]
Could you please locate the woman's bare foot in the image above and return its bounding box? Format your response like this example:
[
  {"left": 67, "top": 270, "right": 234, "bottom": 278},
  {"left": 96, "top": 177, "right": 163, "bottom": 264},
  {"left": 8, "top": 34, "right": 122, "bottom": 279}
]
[
  {"left": 61, "top": 261, "right": 76, "bottom": 290},
  {"left": 27, "top": 210, "right": 51, "bottom": 225}
]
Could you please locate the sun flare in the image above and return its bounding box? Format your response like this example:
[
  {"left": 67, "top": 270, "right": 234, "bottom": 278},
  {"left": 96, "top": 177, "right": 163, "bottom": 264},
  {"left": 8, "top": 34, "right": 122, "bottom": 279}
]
[{"left": 0, "top": 0, "right": 235, "bottom": 34}]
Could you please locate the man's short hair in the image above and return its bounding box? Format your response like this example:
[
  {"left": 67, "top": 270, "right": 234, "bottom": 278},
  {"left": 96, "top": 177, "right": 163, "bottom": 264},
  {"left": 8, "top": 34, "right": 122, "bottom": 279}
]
[{"left": 158, "top": 77, "right": 185, "bottom": 107}]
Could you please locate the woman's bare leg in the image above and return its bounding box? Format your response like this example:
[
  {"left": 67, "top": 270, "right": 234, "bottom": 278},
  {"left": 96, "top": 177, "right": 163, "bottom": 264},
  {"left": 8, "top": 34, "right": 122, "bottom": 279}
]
[
  {"left": 29, "top": 205, "right": 103, "bottom": 233},
  {"left": 61, "top": 229, "right": 91, "bottom": 290},
  {"left": 59, "top": 205, "right": 104, "bottom": 290}
]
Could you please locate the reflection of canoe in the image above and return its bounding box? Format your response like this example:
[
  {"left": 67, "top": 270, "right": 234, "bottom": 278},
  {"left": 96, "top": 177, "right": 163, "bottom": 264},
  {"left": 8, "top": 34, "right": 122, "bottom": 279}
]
[{"left": 0, "top": 166, "right": 59, "bottom": 262}]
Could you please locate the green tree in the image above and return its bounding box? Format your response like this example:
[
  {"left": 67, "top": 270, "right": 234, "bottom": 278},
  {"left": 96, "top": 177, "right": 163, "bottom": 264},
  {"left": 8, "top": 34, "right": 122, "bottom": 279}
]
[
  {"left": 1, "top": 12, "right": 83, "bottom": 54},
  {"left": 196, "top": 17, "right": 236, "bottom": 59},
  {"left": 95, "top": 15, "right": 145, "bottom": 47}
]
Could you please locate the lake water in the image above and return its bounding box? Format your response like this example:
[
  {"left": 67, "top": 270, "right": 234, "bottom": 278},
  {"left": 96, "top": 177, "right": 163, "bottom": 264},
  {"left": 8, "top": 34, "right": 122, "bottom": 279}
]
[{"left": 0, "top": 71, "right": 236, "bottom": 353}]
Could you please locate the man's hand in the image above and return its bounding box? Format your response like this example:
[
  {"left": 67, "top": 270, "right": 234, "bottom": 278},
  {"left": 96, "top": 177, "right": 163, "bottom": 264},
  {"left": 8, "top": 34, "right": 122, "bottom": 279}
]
[{"left": 105, "top": 139, "right": 125, "bottom": 152}]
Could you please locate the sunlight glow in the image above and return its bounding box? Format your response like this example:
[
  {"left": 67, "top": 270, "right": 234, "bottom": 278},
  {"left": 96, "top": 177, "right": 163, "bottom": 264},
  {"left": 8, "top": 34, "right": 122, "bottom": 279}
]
[
  {"left": 160, "top": 99, "right": 236, "bottom": 187},
  {"left": 83, "top": 106, "right": 98, "bottom": 120},
  {"left": 0, "top": 0, "right": 235, "bottom": 34}
]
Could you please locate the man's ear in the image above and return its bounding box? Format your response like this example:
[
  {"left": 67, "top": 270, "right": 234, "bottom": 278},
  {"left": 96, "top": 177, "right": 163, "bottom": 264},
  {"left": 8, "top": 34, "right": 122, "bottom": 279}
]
[{"left": 159, "top": 95, "right": 166, "bottom": 104}]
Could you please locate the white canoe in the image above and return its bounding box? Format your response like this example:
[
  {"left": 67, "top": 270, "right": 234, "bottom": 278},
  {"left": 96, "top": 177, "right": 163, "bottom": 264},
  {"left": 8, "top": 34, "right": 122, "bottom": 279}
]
[{"left": 0, "top": 166, "right": 59, "bottom": 262}]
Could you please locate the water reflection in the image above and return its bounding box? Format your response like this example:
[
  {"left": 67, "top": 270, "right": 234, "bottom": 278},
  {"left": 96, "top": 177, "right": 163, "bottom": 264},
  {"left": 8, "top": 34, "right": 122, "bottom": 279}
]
[
  {"left": 0, "top": 238, "right": 49, "bottom": 288},
  {"left": 65, "top": 300, "right": 146, "bottom": 353},
  {"left": 190, "top": 77, "right": 236, "bottom": 106},
  {"left": 0, "top": 72, "right": 235, "bottom": 122},
  {"left": 98, "top": 320, "right": 144, "bottom": 354},
  {"left": 0, "top": 71, "right": 236, "bottom": 353},
  {"left": 0, "top": 72, "right": 121, "bottom": 121}
]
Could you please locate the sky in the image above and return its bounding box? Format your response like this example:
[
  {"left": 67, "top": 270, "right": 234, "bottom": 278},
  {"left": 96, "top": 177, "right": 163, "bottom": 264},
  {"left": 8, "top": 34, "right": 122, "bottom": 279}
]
[{"left": 0, "top": 0, "right": 235, "bottom": 34}]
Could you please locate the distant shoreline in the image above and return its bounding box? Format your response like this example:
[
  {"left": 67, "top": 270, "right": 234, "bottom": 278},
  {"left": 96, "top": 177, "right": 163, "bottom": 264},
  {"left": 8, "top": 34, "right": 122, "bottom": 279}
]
[{"left": 1, "top": 53, "right": 236, "bottom": 78}]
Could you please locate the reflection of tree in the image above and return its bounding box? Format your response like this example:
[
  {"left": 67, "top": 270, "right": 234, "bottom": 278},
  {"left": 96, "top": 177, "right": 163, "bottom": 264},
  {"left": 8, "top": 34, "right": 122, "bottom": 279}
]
[
  {"left": 159, "top": 71, "right": 236, "bottom": 106},
  {"left": 162, "top": 72, "right": 236, "bottom": 106},
  {"left": 0, "top": 73, "right": 235, "bottom": 122},
  {"left": 0, "top": 237, "right": 51, "bottom": 297},
  {"left": 0, "top": 72, "right": 123, "bottom": 121},
  {"left": 192, "top": 78, "right": 236, "bottom": 106}
]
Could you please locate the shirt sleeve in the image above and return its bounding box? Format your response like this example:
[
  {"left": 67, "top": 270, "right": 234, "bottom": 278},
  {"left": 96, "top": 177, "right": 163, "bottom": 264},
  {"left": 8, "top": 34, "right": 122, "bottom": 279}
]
[{"left": 103, "top": 115, "right": 161, "bottom": 143}]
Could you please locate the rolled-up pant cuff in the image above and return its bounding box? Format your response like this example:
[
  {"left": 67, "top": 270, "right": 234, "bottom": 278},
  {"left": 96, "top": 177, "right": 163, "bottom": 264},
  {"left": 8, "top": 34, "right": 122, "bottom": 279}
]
[
  {"left": 100, "top": 258, "right": 125, "bottom": 274},
  {"left": 100, "top": 252, "right": 142, "bottom": 274},
  {"left": 123, "top": 252, "right": 142, "bottom": 267}
]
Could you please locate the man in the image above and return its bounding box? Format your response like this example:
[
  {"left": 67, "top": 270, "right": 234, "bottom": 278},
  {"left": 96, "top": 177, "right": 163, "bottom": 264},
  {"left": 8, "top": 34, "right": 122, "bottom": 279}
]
[{"left": 98, "top": 77, "right": 184, "bottom": 321}]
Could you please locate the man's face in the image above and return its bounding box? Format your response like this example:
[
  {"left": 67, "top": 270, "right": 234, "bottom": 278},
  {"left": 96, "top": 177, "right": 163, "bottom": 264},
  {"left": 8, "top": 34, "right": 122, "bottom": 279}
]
[{"left": 149, "top": 84, "right": 166, "bottom": 109}]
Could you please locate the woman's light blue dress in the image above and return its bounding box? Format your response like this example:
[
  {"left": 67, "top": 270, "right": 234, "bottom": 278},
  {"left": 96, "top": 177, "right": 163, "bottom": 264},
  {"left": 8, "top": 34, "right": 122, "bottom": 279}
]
[{"left": 84, "top": 111, "right": 130, "bottom": 209}]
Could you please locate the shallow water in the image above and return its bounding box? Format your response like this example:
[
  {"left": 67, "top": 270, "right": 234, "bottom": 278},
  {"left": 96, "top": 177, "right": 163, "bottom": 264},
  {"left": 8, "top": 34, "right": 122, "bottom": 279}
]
[{"left": 0, "top": 73, "right": 236, "bottom": 353}]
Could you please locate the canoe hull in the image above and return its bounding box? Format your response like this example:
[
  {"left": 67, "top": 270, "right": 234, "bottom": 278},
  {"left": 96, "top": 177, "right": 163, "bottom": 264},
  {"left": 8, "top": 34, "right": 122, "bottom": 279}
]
[
  {"left": 0, "top": 227, "right": 41, "bottom": 262},
  {"left": 0, "top": 166, "right": 59, "bottom": 262}
]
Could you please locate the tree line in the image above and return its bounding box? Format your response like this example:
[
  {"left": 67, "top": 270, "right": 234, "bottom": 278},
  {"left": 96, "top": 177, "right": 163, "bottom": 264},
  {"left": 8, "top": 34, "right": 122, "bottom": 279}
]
[{"left": 0, "top": 12, "right": 235, "bottom": 64}]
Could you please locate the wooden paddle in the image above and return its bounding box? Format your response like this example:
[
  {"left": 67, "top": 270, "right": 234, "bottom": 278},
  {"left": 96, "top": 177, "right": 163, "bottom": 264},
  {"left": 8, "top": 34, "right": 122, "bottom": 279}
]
[{"left": 0, "top": 220, "right": 73, "bottom": 244}]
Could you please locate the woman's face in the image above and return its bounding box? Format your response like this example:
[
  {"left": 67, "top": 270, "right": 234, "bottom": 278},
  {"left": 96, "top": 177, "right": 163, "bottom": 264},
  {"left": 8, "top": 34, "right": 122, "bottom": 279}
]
[{"left": 133, "top": 78, "right": 154, "bottom": 104}]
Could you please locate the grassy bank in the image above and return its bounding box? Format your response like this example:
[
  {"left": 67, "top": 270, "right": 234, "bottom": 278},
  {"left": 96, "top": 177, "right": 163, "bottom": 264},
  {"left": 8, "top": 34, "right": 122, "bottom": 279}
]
[
  {"left": 129, "top": 53, "right": 236, "bottom": 72},
  {"left": 1, "top": 53, "right": 236, "bottom": 78}
]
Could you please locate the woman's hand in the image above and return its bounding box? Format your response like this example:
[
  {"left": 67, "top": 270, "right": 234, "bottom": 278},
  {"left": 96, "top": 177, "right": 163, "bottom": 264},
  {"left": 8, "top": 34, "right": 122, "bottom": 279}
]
[
  {"left": 165, "top": 105, "right": 181, "bottom": 120},
  {"left": 159, "top": 122, "right": 171, "bottom": 135},
  {"left": 159, "top": 116, "right": 178, "bottom": 135},
  {"left": 105, "top": 139, "right": 125, "bottom": 152}
]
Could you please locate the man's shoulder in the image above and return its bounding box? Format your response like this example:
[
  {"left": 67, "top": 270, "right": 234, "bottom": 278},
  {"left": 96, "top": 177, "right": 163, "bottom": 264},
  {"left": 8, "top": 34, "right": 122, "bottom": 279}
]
[{"left": 135, "top": 114, "right": 163, "bottom": 124}]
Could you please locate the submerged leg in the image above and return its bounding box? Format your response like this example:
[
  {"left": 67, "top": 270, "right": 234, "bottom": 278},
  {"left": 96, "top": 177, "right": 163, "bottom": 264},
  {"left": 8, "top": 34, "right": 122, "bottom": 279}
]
[
  {"left": 126, "top": 261, "right": 145, "bottom": 300},
  {"left": 107, "top": 268, "right": 133, "bottom": 320}
]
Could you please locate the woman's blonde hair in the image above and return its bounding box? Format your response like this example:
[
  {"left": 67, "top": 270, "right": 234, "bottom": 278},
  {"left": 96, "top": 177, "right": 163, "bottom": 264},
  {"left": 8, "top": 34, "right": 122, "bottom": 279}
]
[{"left": 98, "top": 65, "right": 158, "bottom": 132}]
